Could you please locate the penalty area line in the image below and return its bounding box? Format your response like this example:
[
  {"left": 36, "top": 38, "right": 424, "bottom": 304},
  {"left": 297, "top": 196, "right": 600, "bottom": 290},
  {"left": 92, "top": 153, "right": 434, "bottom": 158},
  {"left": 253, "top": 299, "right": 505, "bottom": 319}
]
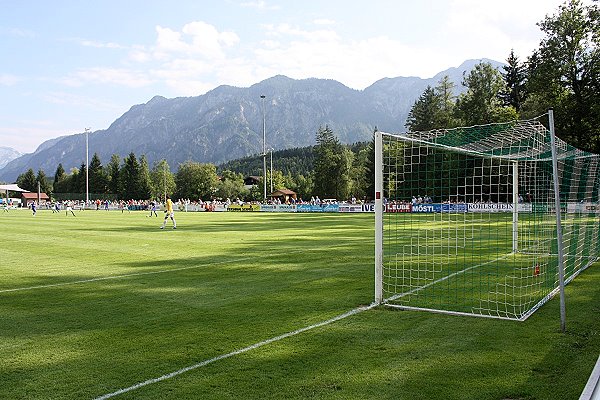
[{"left": 94, "top": 303, "right": 376, "bottom": 400}]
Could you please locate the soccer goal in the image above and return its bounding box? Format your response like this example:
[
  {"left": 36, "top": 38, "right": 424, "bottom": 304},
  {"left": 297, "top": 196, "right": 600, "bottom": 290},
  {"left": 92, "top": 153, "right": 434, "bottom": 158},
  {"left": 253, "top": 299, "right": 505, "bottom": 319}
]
[{"left": 374, "top": 111, "right": 600, "bottom": 321}]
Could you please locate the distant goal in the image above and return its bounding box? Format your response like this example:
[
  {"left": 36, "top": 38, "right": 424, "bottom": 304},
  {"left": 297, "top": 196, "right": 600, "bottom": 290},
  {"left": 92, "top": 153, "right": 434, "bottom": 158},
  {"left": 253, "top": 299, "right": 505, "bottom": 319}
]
[{"left": 374, "top": 112, "right": 600, "bottom": 321}]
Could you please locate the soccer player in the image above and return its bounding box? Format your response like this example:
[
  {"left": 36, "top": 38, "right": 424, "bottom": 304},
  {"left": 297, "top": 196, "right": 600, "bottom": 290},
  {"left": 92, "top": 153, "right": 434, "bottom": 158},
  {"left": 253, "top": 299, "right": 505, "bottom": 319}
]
[
  {"left": 160, "top": 195, "right": 176, "bottom": 229},
  {"left": 66, "top": 201, "right": 76, "bottom": 217},
  {"left": 148, "top": 200, "right": 158, "bottom": 217}
]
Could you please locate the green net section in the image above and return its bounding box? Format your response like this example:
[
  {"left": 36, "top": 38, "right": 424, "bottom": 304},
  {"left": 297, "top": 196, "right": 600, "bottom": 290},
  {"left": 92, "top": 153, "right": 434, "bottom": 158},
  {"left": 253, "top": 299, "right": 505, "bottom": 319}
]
[{"left": 381, "top": 116, "right": 600, "bottom": 320}]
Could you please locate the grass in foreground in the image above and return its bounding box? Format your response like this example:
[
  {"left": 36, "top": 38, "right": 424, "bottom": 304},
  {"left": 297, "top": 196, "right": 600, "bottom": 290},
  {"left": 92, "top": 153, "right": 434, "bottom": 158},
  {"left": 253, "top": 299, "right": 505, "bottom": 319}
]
[{"left": 0, "top": 209, "right": 598, "bottom": 399}]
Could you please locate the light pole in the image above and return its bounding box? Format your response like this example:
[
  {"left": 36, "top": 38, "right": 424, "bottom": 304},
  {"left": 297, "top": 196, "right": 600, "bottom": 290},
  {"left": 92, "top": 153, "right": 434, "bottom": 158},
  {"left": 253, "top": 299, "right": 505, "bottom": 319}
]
[
  {"left": 260, "top": 95, "right": 267, "bottom": 201},
  {"left": 270, "top": 148, "right": 273, "bottom": 194},
  {"left": 163, "top": 160, "right": 167, "bottom": 203},
  {"left": 85, "top": 127, "right": 90, "bottom": 206}
]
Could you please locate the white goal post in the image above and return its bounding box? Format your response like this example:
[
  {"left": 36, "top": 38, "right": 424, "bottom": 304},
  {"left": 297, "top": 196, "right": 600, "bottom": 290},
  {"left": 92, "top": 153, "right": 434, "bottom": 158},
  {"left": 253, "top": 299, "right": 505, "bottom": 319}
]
[{"left": 374, "top": 111, "right": 600, "bottom": 323}]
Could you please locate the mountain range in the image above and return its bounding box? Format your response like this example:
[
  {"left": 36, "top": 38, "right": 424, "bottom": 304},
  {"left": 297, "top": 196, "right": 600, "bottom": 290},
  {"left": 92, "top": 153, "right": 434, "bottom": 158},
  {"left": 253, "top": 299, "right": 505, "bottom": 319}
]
[
  {"left": 0, "top": 59, "right": 503, "bottom": 182},
  {"left": 0, "top": 147, "right": 22, "bottom": 170}
]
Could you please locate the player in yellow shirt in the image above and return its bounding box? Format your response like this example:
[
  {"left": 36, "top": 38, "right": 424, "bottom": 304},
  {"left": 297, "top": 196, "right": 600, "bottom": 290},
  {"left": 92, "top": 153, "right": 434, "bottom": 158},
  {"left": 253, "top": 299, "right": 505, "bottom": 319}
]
[{"left": 160, "top": 195, "right": 177, "bottom": 229}]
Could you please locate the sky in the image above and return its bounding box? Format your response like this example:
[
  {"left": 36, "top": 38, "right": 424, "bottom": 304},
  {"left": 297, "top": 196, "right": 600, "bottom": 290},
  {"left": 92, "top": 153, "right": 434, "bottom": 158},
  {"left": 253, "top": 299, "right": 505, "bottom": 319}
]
[{"left": 0, "top": 0, "right": 581, "bottom": 154}]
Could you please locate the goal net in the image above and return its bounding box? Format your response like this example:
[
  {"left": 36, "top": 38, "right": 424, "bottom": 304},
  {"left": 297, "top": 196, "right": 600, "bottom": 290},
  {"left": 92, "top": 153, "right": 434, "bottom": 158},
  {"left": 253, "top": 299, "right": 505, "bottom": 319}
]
[{"left": 374, "top": 113, "right": 600, "bottom": 320}]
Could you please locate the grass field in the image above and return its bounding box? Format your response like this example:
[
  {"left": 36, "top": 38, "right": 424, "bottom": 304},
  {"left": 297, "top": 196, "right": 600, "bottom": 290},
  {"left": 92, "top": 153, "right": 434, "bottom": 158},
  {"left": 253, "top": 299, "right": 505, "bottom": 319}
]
[{"left": 1, "top": 208, "right": 599, "bottom": 399}]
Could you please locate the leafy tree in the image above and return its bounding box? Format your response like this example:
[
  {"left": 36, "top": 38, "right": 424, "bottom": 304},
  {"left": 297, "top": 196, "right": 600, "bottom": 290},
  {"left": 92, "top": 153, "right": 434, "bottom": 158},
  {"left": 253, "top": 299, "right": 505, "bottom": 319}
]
[
  {"left": 119, "top": 153, "right": 142, "bottom": 199},
  {"left": 313, "top": 126, "right": 353, "bottom": 200},
  {"left": 175, "top": 161, "right": 219, "bottom": 200},
  {"left": 435, "top": 75, "right": 457, "bottom": 127},
  {"left": 77, "top": 162, "right": 87, "bottom": 193},
  {"left": 363, "top": 135, "right": 376, "bottom": 201},
  {"left": 138, "top": 155, "right": 153, "bottom": 200},
  {"left": 292, "top": 173, "right": 314, "bottom": 201},
  {"left": 455, "top": 62, "right": 518, "bottom": 125},
  {"left": 405, "top": 86, "right": 440, "bottom": 131},
  {"left": 89, "top": 153, "right": 108, "bottom": 195},
  {"left": 150, "top": 159, "right": 176, "bottom": 201},
  {"left": 36, "top": 169, "right": 52, "bottom": 195},
  {"left": 17, "top": 168, "right": 37, "bottom": 192},
  {"left": 106, "top": 154, "right": 121, "bottom": 195},
  {"left": 406, "top": 77, "right": 458, "bottom": 132},
  {"left": 69, "top": 167, "right": 80, "bottom": 193},
  {"left": 215, "top": 170, "right": 248, "bottom": 200},
  {"left": 525, "top": 0, "right": 600, "bottom": 152},
  {"left": 349, "top": 141, "right": 371, "bottom": 201},
  {"left": 53, "top": 164, "right": 67, "bottom": 193},
  {"left": 501, "top": 49, "right": 528, "bottom": 112}
]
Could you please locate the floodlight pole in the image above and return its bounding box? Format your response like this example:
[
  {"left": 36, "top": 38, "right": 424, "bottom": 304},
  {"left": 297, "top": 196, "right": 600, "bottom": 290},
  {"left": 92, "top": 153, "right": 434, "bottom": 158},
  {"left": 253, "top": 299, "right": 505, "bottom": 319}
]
[
  {"left": 261, "top": 95, "right": 267, "bottom": 201},
  {"left": 549, "top": 109, "right": 567, "bottom": 333},
  {"left": 85, "top": 127, "right": 90, "bottom": 207},
  {"left": 270, "top": 148, "right": 273, "bottom": 194},
  {"left": 163, "top": 160, "right": 167, "bottom": 203}
]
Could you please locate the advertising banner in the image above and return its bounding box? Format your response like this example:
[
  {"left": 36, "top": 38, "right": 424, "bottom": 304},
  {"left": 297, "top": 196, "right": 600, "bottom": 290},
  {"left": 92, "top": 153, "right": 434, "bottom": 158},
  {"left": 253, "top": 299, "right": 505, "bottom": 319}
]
[
  {"left": 297, "top": 204, "right": 319, "bottom": 212},
  {"left": 386, "top": 203, "right": 412, "bottom": 213},
  {"left": 276, "top": 205, "right": 296, "bottom": 212},
  {"left": 467, "top": 203, "right": 513, "bottom": 213},
  {"left": 362, "top": 203, "right": 376, "bottom": 212},
  {"left": 339, "top": 204, "right": 363, "bottom": 213},
  {"left": 227, "top": 204, "right": 261, "bottom": 212},
  {"left": 411, "top": 204, "right": 437, "bottom": 213},
  {"left": 441, "top": 203, "right": 468, "bottom": 213},
  {"left": 322, "top": 204, "right": 339, "bottom": 212}
]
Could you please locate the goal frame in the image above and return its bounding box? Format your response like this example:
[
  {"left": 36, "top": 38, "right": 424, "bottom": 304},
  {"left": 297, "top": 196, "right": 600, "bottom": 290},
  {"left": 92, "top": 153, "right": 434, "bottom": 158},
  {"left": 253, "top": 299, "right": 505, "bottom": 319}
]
[{"left": 374, "top": 111, "right": 570, "bottom": 326}]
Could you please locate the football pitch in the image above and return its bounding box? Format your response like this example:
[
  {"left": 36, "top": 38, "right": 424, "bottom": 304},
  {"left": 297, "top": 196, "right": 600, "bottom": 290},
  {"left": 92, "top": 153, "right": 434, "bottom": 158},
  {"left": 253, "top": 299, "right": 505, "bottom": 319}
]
[{"left": 1, "top": 209, "right": 599, "bottom": 399}]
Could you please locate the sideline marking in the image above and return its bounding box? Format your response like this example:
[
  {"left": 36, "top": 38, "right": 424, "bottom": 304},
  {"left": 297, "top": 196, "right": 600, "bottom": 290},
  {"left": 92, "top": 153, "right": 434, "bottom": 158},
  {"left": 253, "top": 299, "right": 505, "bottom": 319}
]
[{"left": 94, "top": 303, "right": 376, "bottom": 399}]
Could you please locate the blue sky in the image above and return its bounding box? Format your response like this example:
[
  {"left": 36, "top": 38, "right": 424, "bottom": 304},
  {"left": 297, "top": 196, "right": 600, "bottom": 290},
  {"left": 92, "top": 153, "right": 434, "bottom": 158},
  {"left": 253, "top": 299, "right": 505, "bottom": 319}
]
[{"left": 0, "top": 0, "right": 577, "bottom": 153}]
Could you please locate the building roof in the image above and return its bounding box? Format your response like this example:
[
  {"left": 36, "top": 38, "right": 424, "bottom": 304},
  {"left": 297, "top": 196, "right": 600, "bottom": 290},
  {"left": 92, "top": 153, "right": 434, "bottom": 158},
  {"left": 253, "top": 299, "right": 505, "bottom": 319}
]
[
  {"left": 0, "top": 184, "right": 29, "bottom": 192},
  {"left": 271, "top": 188, "right": 296, "bottom": 195},
  {"left": 21, "top": 192, "right": 49, "bottom": 200}
]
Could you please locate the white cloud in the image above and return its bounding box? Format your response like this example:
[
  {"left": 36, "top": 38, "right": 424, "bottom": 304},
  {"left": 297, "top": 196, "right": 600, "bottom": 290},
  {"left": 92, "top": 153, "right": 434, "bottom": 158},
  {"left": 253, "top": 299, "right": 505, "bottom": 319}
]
[
  {"left": 77, "top": 39, "right": 127, "bottom": 49},
  {"left": 313, "top": 19, "right": 336, "bottom": 26},
  {"left": 0, "top": 74, "right": 21, "bottom": 86},
  {"left": 152, "top": 21, "right": 239, "bottom": 61},
  {"left": 240, "top": 1, "right": 280, "bottom": 10}
]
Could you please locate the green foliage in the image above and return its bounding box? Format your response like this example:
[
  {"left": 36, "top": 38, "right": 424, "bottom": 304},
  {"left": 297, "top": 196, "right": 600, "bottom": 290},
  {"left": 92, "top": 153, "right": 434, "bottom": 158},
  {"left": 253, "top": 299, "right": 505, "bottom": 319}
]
[
  {"left": 36, "top": 169, "right": 52, "bottom": 195},
  {"left": 501, "top": 49, "right": 528, "bottom": 111},
  {"left": 405, "top": 76, "right": 459, "bottom": 132},
  {"left": 106, "top": 154, "right": 121, "bottom": 195},
  {"left": 526, "top": 0, "right": 600, "bottom": 153},
  {"left": 456, "top": 62, "right": 517, "bottom": 125},
  {"left": 175, "top": 161, "right": 219, "bottom": 200},
  {"left": 313, "top": 125, "right": 354, "bottom": 200},
  {"left": 150, "top": 159, "right": 175, "bottom": 200},
  {"left": 89, "top": 153, "right": 108, "bottom": 194},
  {"left": 215, "top": 170, "right": 248, "bottom": 200},
  {"left": 119, "top": 153, "right": 143, "bottom": 200},
  {"left": 16, "top": 168, "right": 37, "bottom": 192},
  {"left": 137, "top": 155, "right": 153, "bottom": 200},
  {"left": 53, "top": 164, "right": 68, "bottom": 194}
]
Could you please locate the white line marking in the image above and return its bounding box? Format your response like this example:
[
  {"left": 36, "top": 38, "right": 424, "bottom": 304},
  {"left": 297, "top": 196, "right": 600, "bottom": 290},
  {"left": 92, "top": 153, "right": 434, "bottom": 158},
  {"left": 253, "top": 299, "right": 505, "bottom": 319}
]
[{"left": 94, "top": 303, "right": 376, "bottom": 400}]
